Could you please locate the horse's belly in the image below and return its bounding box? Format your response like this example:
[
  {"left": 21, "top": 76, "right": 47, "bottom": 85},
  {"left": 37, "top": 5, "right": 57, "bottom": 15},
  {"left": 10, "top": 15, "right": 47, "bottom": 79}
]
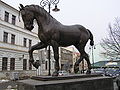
[
  {"left": 59, "top": 42, "right": 72, "bottom": 47},
  {"left": 59, "top": 30, "right": 80, "bottom": 46},
  {"left": 59, "top": 38, "right": 78, "bottom": 47}
]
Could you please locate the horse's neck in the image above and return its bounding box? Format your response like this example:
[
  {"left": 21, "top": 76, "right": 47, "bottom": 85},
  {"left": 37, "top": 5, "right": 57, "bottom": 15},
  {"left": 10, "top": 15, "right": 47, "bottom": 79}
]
[
  {"left": 35, "top": 13, "right": 60, "bottom": 32},
  {"left": 35, "top": 16, "right": 45, "bottom": 31}
]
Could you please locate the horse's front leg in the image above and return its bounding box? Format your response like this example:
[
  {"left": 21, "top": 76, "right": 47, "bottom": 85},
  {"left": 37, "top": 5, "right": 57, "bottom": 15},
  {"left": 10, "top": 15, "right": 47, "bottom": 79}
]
[
  {"left": 51, "top": 40, "right": 59, "bottom": 76},
  {"left": 28, "top": 42, "right": 47, "bottom": 69}
]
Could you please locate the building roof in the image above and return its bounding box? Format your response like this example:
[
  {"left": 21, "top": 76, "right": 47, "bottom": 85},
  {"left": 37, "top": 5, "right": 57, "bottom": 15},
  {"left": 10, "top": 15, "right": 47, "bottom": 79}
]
[
  {"left": 106, "top": 62, "right": 117, "bottom": 66},
  {"left": 93, "top": 61, "right": 108, "bottom": 67},
  {"left": 93, "top": 60, "right": 120, "bottom": 67},
  {"left": 1, "top": 0, "right": 18, "bottom": 12}
]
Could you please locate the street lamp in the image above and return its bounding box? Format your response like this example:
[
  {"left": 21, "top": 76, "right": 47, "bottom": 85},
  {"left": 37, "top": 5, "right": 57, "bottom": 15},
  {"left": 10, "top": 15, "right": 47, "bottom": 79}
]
[
  {"left": 40, "top": 0, "right": 60, "bottom": 13},
  {"left": 40, "top": 0, "right": 60, "bottom": 76},
  {"left": 89, "top": 45, "right": 96, "bottom": 68},
  {"left": 92, "top": 46, "right": 94, "bottom": 68}
]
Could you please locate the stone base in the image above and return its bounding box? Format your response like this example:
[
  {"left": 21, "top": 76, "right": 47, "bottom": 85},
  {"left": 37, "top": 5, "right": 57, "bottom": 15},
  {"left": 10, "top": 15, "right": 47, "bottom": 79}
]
[
  {"left": 17, "top": 74, "right": 114, "bottom": 90},
  {"left": 31, "top": 74, "right": 102, "bottom": 81}
]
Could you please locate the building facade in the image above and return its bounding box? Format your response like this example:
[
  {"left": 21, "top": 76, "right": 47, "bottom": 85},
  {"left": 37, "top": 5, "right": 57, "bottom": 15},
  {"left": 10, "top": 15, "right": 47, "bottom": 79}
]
[
  {"left": 60, "top": 47, "right": 73, "bottom": 72},
  {"left": 0, "top": 1, "right": 40, "bottom": 78}
]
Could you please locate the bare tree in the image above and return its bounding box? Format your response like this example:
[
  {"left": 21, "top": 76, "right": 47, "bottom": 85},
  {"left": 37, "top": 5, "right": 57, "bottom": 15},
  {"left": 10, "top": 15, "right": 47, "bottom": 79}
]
[{"left": 101, "top": 18, "right": 120, "bottom": 59}]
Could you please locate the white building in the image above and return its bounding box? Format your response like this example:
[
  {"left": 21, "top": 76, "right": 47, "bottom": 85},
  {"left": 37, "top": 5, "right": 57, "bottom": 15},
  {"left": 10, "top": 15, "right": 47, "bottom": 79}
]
[
  {"left": 0, "top": 1, "right": 41, "bottom": 78},
  {"left": 0, "top": 1, "right": 62, "bottom": 77}
]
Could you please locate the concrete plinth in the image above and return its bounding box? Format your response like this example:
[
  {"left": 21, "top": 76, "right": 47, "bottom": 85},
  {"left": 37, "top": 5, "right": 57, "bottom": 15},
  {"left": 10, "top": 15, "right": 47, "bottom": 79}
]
[{"left": 17, "top": 74, "right": 114, "bottom": 90}]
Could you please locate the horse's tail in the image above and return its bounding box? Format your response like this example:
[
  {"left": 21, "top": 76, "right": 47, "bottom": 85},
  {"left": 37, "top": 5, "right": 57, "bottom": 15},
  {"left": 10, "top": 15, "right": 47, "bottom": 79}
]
[{"left": 87, "top": 29, "right": 94, "bottom": 46}]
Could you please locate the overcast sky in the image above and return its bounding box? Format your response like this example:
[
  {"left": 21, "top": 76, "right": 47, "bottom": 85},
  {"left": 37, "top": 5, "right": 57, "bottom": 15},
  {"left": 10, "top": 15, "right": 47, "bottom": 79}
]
[{"left": 2, "top": 0, "right": 120, "bottom": 45}]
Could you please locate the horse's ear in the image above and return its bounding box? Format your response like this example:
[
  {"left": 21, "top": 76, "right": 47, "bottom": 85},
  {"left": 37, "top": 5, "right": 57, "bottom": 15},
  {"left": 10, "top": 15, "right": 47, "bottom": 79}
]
[{"left": 19, "top": 4, "right": 24, "bottom": 10}]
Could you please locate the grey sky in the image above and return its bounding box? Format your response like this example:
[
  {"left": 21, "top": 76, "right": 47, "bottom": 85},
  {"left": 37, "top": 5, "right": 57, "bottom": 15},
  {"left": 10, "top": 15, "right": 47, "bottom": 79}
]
[{"left": 2, "top": 0, "right": 120, "bottom": 45}]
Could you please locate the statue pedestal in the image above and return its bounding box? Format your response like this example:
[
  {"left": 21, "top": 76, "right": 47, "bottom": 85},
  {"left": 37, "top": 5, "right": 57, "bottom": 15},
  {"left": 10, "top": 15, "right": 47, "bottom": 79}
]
[{"left": 17, "top": 74, "right": 113, "bottom": 90}]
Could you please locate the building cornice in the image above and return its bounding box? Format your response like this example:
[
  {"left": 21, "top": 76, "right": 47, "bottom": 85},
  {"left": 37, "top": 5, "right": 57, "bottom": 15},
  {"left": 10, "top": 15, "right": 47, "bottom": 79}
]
[
  {"left": 0, "top": 46, "right": 38, "bottom": 54},
  {"left": 1, "top": 0, "right": 19, "bottom": 12},
  {"left": 0, "top": 40, "right": 27, "bottom": 48},
  {"left": 0, "top": 40, "right": 39, "bottom": 54}
]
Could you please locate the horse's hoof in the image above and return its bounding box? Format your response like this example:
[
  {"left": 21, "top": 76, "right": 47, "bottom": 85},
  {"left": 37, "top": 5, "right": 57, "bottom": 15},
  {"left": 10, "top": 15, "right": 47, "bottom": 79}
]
[
  {"left": 86, "top": 70, "right": 91, "bottom": 74},
  {"left": 52, "top": 71, "right": 59, "bottom": 76},
  {"left": 33, "top": 61, "right": 40, "bottom": 69}
]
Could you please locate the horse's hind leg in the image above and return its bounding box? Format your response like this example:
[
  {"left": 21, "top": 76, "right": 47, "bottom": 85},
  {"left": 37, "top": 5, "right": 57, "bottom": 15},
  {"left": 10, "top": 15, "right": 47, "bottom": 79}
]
[
  {"left": 74, "top": 56, "right": 84, "bottom": 73},
  {"left": 84, "top": 52, "right": 91, "bottom": 74},
  {"left": 74, "top": 43, "right": 91, "bottom": 74},
  {"left": 74, "top": 44, "right": 85, "bottom": 73},
  {"left": 51, "top": 40, "right": 59, "bottom": 76},
  {"left": 29, "top": 42, "right": 47, "bottom": 69}
]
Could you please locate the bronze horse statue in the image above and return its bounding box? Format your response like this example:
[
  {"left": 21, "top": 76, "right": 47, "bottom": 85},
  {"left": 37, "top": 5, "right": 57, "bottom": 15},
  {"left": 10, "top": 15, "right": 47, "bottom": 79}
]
[{"left": 19, "top": 4, "right": 94, "bottom": 76}]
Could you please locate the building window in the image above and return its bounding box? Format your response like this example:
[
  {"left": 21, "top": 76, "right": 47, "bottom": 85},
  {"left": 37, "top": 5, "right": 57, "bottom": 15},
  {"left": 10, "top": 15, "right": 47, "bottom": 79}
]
[
  {"left": 23, "top": 59, "right": 27, "bottom": 70},
  {"left": 23, "top": 38, "right": 27, "bottom": 47},
  {"left": 45, "top": 61, "right": 48, "bottom": 70},
  {"left": 11, "top": 34, "right": 15, "bottom": 44},
  {"left": 12, "top": 15, "right": 16, "bottom": 25},
  {"left": 29, "top": 39, "right": 32, "bottom": 48},
  {"left": 4, "top": 11, "right": 9, "bottom": 22},
  {"left": 3, "top": 32, "right": 8, "bottom": 43},
  {"left": 10, "top": 58, "right": 15, "bottom": 70},
  {"left": 2, "top": 57, "right": 8, "bottom": 71},
  {"left": 29, "top": 61, "right": 32, "bottom": 70}
]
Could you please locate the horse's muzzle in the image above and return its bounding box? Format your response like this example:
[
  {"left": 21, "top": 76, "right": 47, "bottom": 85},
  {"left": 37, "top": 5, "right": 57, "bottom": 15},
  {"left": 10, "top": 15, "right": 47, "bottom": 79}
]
[{"left": 25, "top": 25, "right": 34, "bottom": 31}]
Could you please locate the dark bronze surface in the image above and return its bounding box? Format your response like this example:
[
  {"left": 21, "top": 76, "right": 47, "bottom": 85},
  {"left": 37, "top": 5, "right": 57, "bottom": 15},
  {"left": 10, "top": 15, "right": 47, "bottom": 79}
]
[{"left": 19, "top": 4, "right": 94, "bottom": 76}]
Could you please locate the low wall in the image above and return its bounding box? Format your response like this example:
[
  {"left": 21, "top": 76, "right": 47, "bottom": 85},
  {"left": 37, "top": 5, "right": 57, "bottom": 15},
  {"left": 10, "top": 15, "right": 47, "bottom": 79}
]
[{"left": 0, "top": 70, "right": 36, "bottom": 80}]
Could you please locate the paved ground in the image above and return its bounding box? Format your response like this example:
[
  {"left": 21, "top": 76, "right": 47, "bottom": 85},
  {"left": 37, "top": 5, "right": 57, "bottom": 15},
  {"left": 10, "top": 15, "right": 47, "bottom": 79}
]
[{"left": 0, "top": 81, "right": 17, "bottom": 90}]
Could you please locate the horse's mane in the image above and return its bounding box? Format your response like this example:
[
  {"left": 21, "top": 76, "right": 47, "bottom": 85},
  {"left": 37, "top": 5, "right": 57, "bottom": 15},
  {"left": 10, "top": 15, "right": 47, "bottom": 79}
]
[{"left": 25, "top": 5, "right": 53, "bottom": 19}]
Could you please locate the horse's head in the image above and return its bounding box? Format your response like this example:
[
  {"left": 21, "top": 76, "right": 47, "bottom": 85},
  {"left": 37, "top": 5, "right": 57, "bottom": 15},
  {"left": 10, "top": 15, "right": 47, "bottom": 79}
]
[{"left": 19, "top": 4, "right": 34, "bottom": 31}]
